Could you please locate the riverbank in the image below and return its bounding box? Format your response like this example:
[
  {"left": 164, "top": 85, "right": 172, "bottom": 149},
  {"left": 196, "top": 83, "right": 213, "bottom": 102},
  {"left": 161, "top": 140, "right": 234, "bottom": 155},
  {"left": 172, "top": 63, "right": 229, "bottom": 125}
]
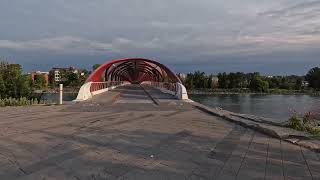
[
  {"left": 188, "top": 88, "right": 320, "bottom": 96},
  {"left": 189, "top": 100, "right": 320, "bottom": 152}
]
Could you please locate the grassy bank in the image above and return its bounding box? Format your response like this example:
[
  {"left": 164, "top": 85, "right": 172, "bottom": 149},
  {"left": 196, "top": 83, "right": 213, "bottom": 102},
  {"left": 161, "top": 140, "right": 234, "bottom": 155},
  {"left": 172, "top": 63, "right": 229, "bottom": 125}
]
[
  {"left": 0, "top": 97, "right": 47, "bottom": 107},
  {"left": 287, "top": 112, "right": 320, "bottom": 135}
]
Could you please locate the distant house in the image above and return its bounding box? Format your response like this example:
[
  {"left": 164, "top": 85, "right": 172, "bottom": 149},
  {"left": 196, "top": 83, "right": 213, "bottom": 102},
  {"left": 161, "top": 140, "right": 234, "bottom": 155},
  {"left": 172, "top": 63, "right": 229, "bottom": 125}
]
[
  {"left": 211, "top": 76, "right": 219, "bottom": 88},
  {"left": 49, "top": 67, "right": 86, "bottom": 84},
  {"left": 177, "top": 73, "right": 187, "bottom": 81},
  {"left": 30, "top": 71, "right": 49, "bottom": 87},
  {"left": 302, "top": 81, "right": 309, "bottom": 87}
]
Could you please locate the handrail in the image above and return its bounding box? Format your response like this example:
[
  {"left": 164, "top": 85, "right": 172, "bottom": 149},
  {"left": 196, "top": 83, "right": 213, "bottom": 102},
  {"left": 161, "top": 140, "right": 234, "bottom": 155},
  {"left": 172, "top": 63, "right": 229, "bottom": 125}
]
[
  {"left": 90, "top": 81, "right": 124, "bottom": 93},
  {"left": 151, "top": 82, "right": 177, "bottom": 93}
]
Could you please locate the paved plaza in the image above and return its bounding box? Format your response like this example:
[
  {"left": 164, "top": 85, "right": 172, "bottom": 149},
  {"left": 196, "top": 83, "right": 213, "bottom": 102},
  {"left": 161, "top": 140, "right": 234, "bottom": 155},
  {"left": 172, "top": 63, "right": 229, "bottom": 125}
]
[{"left": 0, "top": 85, "right": 319, "bottom": 179}]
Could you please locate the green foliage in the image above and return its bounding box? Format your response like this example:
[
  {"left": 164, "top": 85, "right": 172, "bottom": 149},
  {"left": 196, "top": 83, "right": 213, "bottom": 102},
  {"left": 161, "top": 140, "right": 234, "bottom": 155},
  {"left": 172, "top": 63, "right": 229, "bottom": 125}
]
[
  {"left": 0, "top": 75, "right": 5, "bottom": 98},
  {"left": 185, "top": 71, "right": 213, "bottom": 89},
  {"left": 186, "top": 70, "right": 306, "bottom": 93},
  {"left": 18, "top": 75, "right": 32, "bottom": 97},
  {"left": 55, "top": 69, "right": 88, "bottom": 88},
  {"left": 93, "top": 64, "right": 101, "bottom": 71},
  {"left": 0, "top": 97, "right": 41, "bottom": 107},
  {"left": 306, "top": 67, "right": 320, "bottom": 90},
  {"left": 266, "top": 75, "right": 303, "bottom": 90},
  {"left": 288, "top": 113, "right": 304, "bottom": 131},
  {"left": 0, "top": 61, "right": 32, "bottom": 99},
  {"left": 249, "top": 76, "right": 269, "bottom": 92},
  {"left": 61, "top": 71, "right": 80, "bottom": 87},
  {"left": 288, "top": 112, "right": 320, "bottom": 135},
  {"left": 217, "top": 72, "right": 228, "bottom": 89},
  {"left": 33, "top": 74, "right": 46, "bottom": 89}
]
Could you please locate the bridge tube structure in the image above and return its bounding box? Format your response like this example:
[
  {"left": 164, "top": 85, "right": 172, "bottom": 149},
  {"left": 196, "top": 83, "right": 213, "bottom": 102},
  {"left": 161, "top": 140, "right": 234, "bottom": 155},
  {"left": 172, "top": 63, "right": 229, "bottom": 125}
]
[{"left": 75, "top": 58, "right": 188, "bottom": 101}]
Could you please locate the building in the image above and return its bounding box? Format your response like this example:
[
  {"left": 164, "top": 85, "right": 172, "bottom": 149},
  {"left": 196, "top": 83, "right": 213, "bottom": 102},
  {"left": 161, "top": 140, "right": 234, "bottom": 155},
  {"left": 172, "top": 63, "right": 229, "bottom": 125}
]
[
  {"left": 30, "top": 71, "right": 49, "bottom": 87},
  {"left": 177, "top": 73, "right": 187, "bottom": 81},
  {"left": 302, "top": 81, "right": 309, "bottom": 87},
  {"left": 49, "top": 67, "right": 86, "bottom": 84},
  {"left": 211, "top": 76, "right": 219, "bottom": 88}
]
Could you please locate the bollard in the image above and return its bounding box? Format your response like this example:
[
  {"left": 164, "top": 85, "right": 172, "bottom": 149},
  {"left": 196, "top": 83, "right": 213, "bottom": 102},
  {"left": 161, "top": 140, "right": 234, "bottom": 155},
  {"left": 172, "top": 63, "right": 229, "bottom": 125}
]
[{"left": 59, "top": 84, "right": 63, "bottom": 105}]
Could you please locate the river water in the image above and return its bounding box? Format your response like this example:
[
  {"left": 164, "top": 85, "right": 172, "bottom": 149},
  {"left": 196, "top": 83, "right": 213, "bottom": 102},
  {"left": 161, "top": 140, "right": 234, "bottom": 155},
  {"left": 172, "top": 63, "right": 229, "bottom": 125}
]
[
  {"left": 190, "top": 94, "right": 320, "bottom": 122},
  {"left": 41, "top": 92, "right": 320, "bottom": 123},
  {"left": 40, "top": 93, "right": 78, "bottom": 104}
]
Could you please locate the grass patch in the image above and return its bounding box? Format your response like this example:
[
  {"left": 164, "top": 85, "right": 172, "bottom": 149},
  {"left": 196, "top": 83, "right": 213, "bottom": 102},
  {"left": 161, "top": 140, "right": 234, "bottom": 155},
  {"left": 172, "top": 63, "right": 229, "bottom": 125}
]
[
  {"left": 288, "top": 112, "right": 320, "bottom": 135},
  {"left": 0, "top": 97, "right": 46, "bottom": 107}
]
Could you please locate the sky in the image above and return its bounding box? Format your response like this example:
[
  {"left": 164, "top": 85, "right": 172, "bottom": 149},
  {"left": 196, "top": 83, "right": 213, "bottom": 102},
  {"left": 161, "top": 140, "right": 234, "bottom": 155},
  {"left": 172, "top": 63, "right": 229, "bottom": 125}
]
[{"left": 0, "top": 0, "right": 320, "bottom": 75}]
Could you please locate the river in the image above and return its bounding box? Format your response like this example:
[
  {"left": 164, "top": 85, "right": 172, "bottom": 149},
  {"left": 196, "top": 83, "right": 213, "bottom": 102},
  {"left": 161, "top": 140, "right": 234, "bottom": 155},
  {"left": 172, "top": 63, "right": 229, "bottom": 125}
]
[
  {"left": 39, "top": 93, "right": 78, "bottom": 104},
  {"left": 41, "top": 92, "right": 320, "bottom": 123},
  {"left": 190, "top": 94, "right": 320, "bottom": 122}
]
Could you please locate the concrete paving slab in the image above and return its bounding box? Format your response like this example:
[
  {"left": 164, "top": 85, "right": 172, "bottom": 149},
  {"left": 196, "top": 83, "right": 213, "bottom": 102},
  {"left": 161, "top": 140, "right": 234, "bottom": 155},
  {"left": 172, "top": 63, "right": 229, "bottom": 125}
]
[{"left": 0, "top": 84, "right": 318, "bottom": 180}]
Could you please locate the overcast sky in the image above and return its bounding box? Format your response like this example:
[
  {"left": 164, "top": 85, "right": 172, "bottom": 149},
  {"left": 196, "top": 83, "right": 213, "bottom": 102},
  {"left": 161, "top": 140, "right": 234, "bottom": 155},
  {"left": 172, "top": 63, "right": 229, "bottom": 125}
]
[{"left": 0, "top": 0, "right": 319, "bottom": 75}]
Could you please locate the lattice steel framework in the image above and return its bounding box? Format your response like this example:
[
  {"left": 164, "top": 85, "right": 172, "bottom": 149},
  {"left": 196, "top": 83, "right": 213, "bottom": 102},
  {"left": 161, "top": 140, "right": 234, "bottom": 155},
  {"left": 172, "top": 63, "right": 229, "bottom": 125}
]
[{"left": 86, "top": 58, "right": 181, "bottom": 84}]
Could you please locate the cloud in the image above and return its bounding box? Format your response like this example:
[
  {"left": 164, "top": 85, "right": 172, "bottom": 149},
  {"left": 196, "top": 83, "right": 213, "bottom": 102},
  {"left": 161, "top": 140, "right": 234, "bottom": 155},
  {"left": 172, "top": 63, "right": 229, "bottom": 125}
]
[
  {"left": 1, "top": 0, "right": 320, "bottom": 74},
  {"left": 0, "top": 36, "right": 115, "bottom": 54},
  {"left": 259, "top": 1, "right": 320, "bottom": 18}
]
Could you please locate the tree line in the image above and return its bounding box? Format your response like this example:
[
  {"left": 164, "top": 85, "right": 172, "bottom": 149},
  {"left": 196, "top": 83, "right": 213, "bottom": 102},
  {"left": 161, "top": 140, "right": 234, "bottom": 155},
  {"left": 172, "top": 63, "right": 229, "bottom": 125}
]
[
  {"left": 0, "top": 62, "right": 31, "bottom": 99},
  {"left": 0, "top": 60, "right": 90, "bottom": 99},
  {"left": 183, "top": 67, "right": 320, "bottom": 92}
]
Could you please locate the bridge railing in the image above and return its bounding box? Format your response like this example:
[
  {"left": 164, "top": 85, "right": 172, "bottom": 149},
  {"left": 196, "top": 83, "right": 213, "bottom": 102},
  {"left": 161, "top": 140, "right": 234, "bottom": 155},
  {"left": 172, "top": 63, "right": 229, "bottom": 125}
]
[
  {"left": 142, "top": 81, "right": 189, "bottom": 100},
  {"left": 150, "top": 82, "right": 177, "bottom": 94},
  {"left": 90, "top": 81, "right": 124, "bottom": 93},
  {"left": 75, "top": 81, "right": 128, "bottom": 101}
]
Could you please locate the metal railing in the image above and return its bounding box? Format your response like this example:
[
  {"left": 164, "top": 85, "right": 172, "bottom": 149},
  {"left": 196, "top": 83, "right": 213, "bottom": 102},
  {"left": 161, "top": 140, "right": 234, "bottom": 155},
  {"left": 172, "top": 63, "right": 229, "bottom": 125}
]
[
  {"left": 148, "top": 82, "right": 177, "bottom": 94},
  {"left": 90, "top": 81, "right": 125, "bottom": 93}
]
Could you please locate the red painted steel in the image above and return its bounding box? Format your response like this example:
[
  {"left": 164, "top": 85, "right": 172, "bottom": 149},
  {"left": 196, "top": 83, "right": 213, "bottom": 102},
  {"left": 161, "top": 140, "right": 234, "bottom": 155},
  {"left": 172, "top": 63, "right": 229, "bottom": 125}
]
[{"left": 86, "top": 58, "right": 181, "bottom": 84}]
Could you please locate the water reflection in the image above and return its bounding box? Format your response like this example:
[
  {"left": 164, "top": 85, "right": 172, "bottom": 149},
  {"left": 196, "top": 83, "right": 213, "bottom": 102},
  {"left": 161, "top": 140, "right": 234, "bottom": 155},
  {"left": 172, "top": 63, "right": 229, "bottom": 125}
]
[
  {"left": 35, "top": 93, "right": 78, "bottom": 104},
  {"left": 190, "top": 94, "right": 320, "bottom": 122}
]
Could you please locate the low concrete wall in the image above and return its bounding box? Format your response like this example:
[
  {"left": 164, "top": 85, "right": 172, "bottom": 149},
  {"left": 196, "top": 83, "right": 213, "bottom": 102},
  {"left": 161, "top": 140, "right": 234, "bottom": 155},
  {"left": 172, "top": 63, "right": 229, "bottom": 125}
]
[
  {"left": 188, "top": 100, "right": 320, "bottom": 152},
  {"left": 75, "top": 82, "right": 93, "bottom": 101}
]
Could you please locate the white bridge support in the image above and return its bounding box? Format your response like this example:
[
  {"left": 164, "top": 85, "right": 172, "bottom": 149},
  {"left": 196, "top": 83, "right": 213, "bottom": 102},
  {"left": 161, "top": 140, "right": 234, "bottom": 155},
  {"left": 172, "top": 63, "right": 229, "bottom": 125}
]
[
  {"left": 75, "top": 82, "right": 93, "bottom": 101},
  {"left": 176, "top": 83, "right": 189, "bottom": 100}
]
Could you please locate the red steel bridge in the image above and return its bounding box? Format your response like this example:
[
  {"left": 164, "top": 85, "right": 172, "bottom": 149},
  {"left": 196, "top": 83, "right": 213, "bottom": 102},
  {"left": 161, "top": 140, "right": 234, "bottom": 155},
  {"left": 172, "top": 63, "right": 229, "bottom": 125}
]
[{"left": 76, "top": 58, "right": 188, "bottom": 101}]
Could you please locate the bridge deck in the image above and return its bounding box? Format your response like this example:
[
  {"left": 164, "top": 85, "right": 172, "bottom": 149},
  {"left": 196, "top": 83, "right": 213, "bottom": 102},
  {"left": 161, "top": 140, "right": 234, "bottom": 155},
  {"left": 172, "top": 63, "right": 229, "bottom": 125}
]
[{"left": 0, "top": 84, "right": 319, "bottom": 180}]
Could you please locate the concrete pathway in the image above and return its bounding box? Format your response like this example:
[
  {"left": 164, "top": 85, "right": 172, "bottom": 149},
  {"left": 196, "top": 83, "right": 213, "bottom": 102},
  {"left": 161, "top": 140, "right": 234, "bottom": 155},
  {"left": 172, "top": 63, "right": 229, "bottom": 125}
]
[{"left": 0, "top": 84, "right": 319, "bottom": 180}]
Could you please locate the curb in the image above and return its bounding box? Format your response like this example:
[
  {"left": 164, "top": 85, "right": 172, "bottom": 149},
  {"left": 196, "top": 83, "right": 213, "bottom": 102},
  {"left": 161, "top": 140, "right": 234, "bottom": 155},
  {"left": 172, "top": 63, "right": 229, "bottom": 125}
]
[{"left": 188, "top": 100, "right": 320, "bottom": 152}]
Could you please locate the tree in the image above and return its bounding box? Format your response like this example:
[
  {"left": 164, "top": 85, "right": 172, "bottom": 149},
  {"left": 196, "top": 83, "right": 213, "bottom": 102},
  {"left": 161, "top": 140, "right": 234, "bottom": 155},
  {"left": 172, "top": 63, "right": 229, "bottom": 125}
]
[
  {"left": 267, "top": 77, "right": 281, "bottom": 89},
  {"left": 306, "top": 67, "right": 320, "bottom": 90},
  {"left": 3, "top": 64, "right": 22, "bottom": 98},
  {"left": 33, "top": 74, "right": 46, "bottom": 89},
  {"left": 62, "top": 72, "right": 80, "bottom": 87},
  {"left": 0, "top": 75, "right": 5, "bottom": 98},
  {"left": 0, "top": 61, "right": 32, "bottom": 98},
  {"left": 294, "top": 77, "right": 303, "bottom": 90},
  {"left": 18, "top": 75, "right": 31, "bottom": 97},
  {"left": 185, "top": 73, "right": 195, "bottom": 89},
  {"left": 249, "top": 76, "right": 269, "bottom": 92},
  {"left": 93, "top": 64, "right": 101, "bottom": 71},
  {"left": 218, "top": 72, "right": 228, "bottom": 89}
]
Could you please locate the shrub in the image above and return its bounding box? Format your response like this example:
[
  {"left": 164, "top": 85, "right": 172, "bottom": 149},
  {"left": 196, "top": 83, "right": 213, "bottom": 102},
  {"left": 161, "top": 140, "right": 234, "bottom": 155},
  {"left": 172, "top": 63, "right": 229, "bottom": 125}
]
[
  {"left": 0, "top": 97, "right": 45, "bottom": 107},
  {"left": 288, "top": 113, "right": 304, "bottom": 131},
  {"left": 288, "top": 111, "right": 320, "bottom": 135}
]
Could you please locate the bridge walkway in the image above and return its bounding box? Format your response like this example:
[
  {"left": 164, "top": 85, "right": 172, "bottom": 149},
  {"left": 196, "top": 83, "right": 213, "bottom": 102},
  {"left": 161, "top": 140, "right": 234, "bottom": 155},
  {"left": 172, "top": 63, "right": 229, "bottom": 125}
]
[{"left": 0, "top": 84, "right": 318, "bottom": 179}]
